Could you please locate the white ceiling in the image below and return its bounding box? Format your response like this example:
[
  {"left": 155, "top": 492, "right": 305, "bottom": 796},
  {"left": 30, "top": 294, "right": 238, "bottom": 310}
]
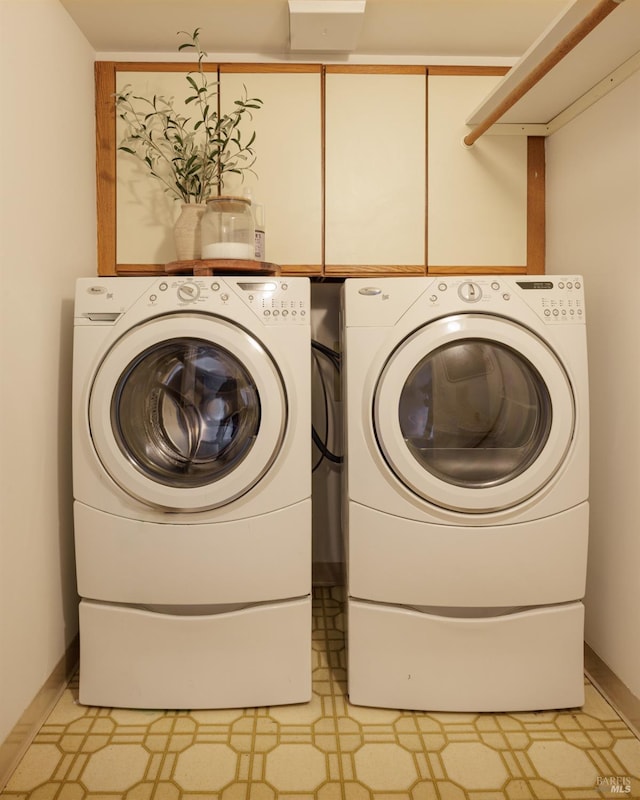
[{"left": 59, "top": 0, "right": 572, "bottom": 61}]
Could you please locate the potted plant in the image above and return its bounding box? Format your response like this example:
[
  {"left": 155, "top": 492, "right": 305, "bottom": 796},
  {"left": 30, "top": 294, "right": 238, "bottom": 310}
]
[{"left": 115, "top": 28, "right": 262, "bottom": 261}]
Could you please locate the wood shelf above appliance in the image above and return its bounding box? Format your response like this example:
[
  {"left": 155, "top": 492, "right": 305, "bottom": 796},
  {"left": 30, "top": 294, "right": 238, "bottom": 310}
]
[{"left": 164, "top": 259, "right": 281, "bottom": 276}]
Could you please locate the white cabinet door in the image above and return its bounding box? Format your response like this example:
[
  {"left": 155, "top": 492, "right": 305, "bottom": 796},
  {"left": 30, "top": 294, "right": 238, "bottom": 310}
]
[
  {"left": 116, "top": 70, "right": 200, "bottom": 266},
  {"left": 220, "top": 67, "right": 323, "bottom": 273},
  {"left": 324, "top": 69, "right": 426, "bottom": 272},
  {"left": 428, "top": 74, "right": 528, "bottom": 269}
]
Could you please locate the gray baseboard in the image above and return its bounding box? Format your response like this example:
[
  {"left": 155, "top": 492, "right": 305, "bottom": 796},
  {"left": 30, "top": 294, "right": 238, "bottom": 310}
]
[
  {"left": 0, "top": 636, "right": 79, "bottom": 791},
  {"left": 584, "top": 643, "right": 640, "bottom": 738}
]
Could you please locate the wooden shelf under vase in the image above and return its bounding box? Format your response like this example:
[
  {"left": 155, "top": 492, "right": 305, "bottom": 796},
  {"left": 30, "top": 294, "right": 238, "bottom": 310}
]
[{"left": 165, "top": 259, "right": 281, "bottom": 276}]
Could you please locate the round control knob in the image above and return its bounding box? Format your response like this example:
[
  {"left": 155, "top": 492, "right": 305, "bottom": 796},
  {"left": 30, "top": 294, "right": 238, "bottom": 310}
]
[
  {"left": 177, "top": 283, "right": 200, "bottom": 302},
  {"left": 458, "top": 281, "right": 482, "bottom": 303}
]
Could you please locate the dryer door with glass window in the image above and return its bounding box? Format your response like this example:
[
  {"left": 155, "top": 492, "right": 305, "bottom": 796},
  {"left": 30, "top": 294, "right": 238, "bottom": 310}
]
[
  {"left": 89, "top": 313, "right": 286, "bottom": 512},
  {"left": 373, "top": 314, "right": 575, "bottom": 513}
]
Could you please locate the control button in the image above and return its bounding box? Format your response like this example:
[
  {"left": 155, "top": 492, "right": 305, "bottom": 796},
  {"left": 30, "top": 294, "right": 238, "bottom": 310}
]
[
  {"left": 575, "top": 281, "right": 581, "bottom": 289},
  {"left": 292, "top": 310, "right": 297, "bottom": 316},
  {"left": 430, "top": 295, "right": 438, "bottom": 302},
  {"left": 438, "top": 283, "right": 447, "bottom": 292},
  {"left": 458, "top": 282, "right": 482, "bottom": 303},
  {"left": 264, "top": 310, "right": 271, "bottom": 316},
  {"left": 211, "top": 282, "right": 220, "bottom": 291},
  {"left": 177, "top": 283, "right": 200, "bottom": 302},
  {"left": 282, "top": 310, "right": 289, "bottom": 317},
  {"left": 220, "top": 293, "right": 229, "bottom": 302},
  {"left": 159, "top": 282, "right": 168, "bottom": 291},
  {"left": 492, "top": 282, "right": 500, "bottom": 291},
  {"left": 558, "top": 282, "right": 565, "bottom": 289},
  {"left": 544, "top": 309, "right": 551, "bottom": 316},
  {"left": 149, "top": 294, "right": 157, "bottom": 302},
  {"left": 282, "top": 283, "right": 288, "bottom": 291},
  {"left": 567, "top": 281, "right": 573, "bottom": 289},
  {"left": 553, "top": 308, "right": 559, "bottom": 316},
  {"left": 300, "top": 310, "right": 306, "bottom": 316},
  {"left": 273, "top": 309, "right": 280, "bottom": 316},
  {"left": 502, "top": 293, "right": 511, "bottom": 301},
  {"left": 578, "top": 308, "right": 583, "bottom": 316}
]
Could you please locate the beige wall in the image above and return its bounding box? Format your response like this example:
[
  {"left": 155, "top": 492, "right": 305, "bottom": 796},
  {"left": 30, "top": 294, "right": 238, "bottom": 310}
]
[
  {"left": 0, "top": 0, "right": 96, "bottom": 756},
  {"left": 546, "top": 70, "right": 640, "bottom": 698}
]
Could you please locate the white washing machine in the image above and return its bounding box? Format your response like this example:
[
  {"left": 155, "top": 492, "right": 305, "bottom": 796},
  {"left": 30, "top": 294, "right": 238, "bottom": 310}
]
[
  {"left": 342, "top": 276, "right": 589, "bottom": 712},
  {"left": 73, "top": 276, "right": 311, "bottom": 709}
]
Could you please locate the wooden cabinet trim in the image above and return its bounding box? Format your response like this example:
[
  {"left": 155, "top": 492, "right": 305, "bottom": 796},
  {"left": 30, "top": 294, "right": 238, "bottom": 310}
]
[
  {"left": 325, "top": 65, "right": 426, "bottom": 75},
  {"left": 526, "top": 136, "right": 546, "bottom": 275},
  {"left": 427, "top": 66, "right": 509, "bottom": 77},
  {"left": 95, "top": 61, "right": 117, "bottom": 278},
  {"left": 220, "top": 63, "right": 322, "bottom": 74}
]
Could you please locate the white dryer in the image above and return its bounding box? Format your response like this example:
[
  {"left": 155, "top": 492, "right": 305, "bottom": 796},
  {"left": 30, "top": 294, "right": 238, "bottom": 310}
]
[
  {"left": 73, "top": 276, "right": 311, "bottom": 709},
  {"left": 342, "top": 276, "right": 589, "bottom": 712}
]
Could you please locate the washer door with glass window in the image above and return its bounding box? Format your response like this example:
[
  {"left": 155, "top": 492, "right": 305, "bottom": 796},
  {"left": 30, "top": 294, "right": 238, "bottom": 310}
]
[
  {"left": 89, "top": 313, "right": 286, "bottom": 512},
  {"left": 374, "top": 314, "right": 575, "bottom": 513}
]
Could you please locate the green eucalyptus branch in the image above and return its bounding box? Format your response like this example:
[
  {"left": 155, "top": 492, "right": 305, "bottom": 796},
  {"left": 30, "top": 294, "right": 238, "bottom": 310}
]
[{"left": 115, "top": 28, "right": 262, "bottom": 205}]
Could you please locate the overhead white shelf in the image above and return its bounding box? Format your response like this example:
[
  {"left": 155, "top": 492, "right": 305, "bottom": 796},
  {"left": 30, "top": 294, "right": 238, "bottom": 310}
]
[{"left": 465, "top": 0, "right": 640, "bottom": 140}]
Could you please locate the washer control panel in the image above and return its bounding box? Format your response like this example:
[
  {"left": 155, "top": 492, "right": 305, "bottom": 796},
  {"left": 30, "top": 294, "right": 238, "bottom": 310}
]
[
  {"left": 76, "top": 276, "right": 310, "bottom": 328},
  {"left": 150, "top": 277, "right": 309, "bottom": 325}
]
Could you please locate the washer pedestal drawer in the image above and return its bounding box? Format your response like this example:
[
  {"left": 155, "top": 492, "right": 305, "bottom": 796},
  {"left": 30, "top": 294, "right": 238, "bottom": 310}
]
[
  {"left": 79, "top": 597, "right": 311, "bottom": 709},
  {"left": 347, "top": 599, "right": 585, "bottom": 712}
]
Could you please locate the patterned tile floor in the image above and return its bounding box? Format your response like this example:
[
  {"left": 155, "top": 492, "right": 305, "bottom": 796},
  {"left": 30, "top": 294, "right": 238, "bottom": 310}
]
[{"left": 3, "top": 587, "right": 639, "bottom": 799}]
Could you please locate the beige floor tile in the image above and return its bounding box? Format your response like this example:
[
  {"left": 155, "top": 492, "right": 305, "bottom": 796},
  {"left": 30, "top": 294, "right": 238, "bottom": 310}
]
[
  {"left": 80, "top": 743, "right": 149, "bottom": 791},
  {"left": 441, "top": 741, "right": 510, "bottom": 789},
  {"left": 173, "top": 742, "right": 238, "bottom": 790},
  {"left": 4, "top": 744, "right": 62, "bottom": 792},
  {"left": 265, "top": 742, "right": 327, "bottom": 791}
]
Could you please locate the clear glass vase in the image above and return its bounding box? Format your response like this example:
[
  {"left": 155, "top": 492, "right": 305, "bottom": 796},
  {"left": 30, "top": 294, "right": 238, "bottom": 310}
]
[{"left": 200, "top": 196, "right": 255, "bottom": 260}]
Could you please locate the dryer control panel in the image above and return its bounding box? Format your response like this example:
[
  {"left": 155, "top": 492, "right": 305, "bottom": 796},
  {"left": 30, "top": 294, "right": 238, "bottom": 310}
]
[
  {"left": 425, "top": 277, "right": 586, "bottom": 325},
  {"left": 514, "top": 278, "right": 585, "bottom": 325},
  {"left": 343, "top": 276, "right": 585, "bottom": 329}
]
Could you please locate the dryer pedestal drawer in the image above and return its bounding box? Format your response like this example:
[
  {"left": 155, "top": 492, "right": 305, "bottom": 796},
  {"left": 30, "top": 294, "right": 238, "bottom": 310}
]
[
  {"left": 347, "top": 599, "right": 585, "bottom": 712},
  {"left": 79, "top": 597, "right": 311, "bottom": 709}
]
